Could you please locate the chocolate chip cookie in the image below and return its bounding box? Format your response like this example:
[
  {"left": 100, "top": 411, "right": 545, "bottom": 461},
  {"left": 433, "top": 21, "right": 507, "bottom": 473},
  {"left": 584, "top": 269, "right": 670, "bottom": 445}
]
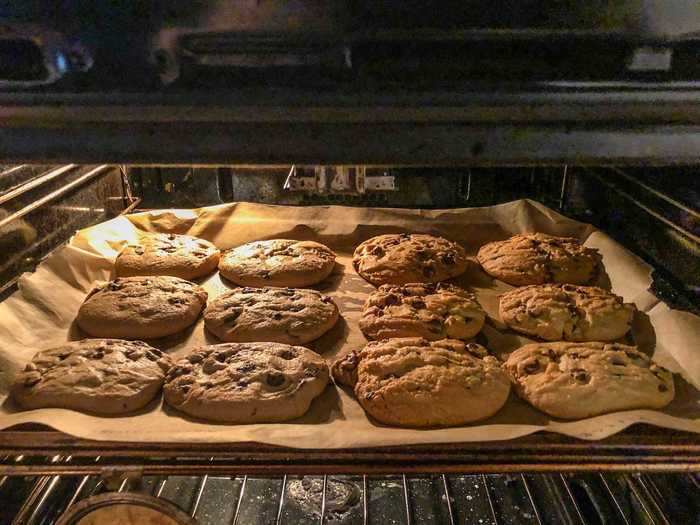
[
  {"left": 163, "top": 342, "right": 329, "bottom": 423},
  {"left": 77, "top": 276, "right": 208, "bottom": 339},
  {"left": 477, "top": 233, "right": 602, "bottom": 286},
  {"left": 12, "top": 339, "right": 173, "bottom": 415},
  {"left": 352, "top": 234, "right": 468, "bottom": 286},
  {"left": 218, "top": 239, "right": 336, "bottom": 288},
  {"left": 204, "top": 287, "right": 339, "bottom": 345},
  {"left": 503, "top": 342, "right": 675, "bottom": 419},
  {"left": 500, "top": 284, "right": 635, "bottom": 341},
  {"left": 332, "top": 338, "right": 511, "bottom": 427},
  {"left": 359, "top": 283, "right": 485, "bottom": 341},
  {"left": 115, "top": 232, "right": 220, "bottom": 280}
]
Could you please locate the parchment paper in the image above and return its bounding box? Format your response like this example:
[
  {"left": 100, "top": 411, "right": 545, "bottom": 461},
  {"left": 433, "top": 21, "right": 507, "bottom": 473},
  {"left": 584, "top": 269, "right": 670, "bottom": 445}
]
[{"left": 0, "top": 199, "right": 698, "bottom": 446}]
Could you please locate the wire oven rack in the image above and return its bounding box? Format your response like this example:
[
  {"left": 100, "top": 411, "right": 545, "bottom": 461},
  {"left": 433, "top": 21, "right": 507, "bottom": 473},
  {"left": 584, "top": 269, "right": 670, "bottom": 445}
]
[{"left": 6, "top": 465, "right": 699, "bottom": 524}]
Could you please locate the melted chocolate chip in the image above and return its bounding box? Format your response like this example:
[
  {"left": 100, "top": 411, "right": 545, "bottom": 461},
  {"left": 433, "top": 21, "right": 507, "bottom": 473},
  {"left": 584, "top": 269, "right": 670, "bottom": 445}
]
[
  {"left": 107, "top": 282, "right": 122, "bottom": 292},
  {"left": 571, "top": 369, "right": 590, "bottom": 383},
  {"left": 188, "top": 353, "right": 204, "bottom": 364},
  {"left": 223, "top": 310, "right": 241, "bottom": 324},
  {"left": 371, "top": 246, "right": 385, "bottom": 257},
  {"left": 272, "top": 312, "right": 283, "bottom": 320},
  {"left": 411, "top": 300, "right": 427, "bottom": 310},
  {"left": 265, "top": 372, "right": 286, "bottom": 387},
  {"left": 365, "top": 391, "right": 375, "bottom": 400},
  {"left": 384, "top": 294, "right": 400, "bottom": 306},
  {"left": 611, "top": 357, "right": 626, "bottom": 366},
  {"left": 214, "top": 353, "right": 228, "bottom": 363},
  {"left": 279, "top": 350, "right": 295, "bottom": 360},
  {"left": 259, "top": 270, "right": 271, "bottom": 279},
  {"left": 179, "top": 384, "right": 190, "bottom": 393},
  {"left": 658, "top": 383, "right": 669, "bottom": 392},
  {"left": 322, "top": 296, "right": 334, "bottom": 304}
]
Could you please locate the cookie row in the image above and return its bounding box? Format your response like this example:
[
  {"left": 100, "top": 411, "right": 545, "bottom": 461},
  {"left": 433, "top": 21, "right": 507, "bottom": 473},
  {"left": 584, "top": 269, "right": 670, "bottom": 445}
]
[{"left": 12, "top": 339, "right": 330, "bottom": 423}]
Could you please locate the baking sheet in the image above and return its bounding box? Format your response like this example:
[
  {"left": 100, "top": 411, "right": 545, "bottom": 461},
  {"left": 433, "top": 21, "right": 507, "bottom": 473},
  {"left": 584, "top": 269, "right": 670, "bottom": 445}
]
[{"left": 0, "top": 199, "right": 698, "bottom": 446}]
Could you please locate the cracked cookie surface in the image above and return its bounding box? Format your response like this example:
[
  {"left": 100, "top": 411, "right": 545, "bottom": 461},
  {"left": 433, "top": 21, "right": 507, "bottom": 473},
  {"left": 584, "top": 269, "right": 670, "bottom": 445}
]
[
  {"left": 477, "top": 233, "right": 601, "bottom": 286},
  {"left": 332, "top": 338, "right": 510, "bottom": 427},
  {"left": 503, "top": 342, "right": 674, "bottom": 419},
  {"left": 116, "top": 232, "right": 220, "bottom": 280},
  {"left": 12, "top": 339, "right": 172, "bottom": 414},
  {"left": 352, "top": 234, "right": 468, "bottom": 287},
  {"left": 500, "top": 284, "right": 635, "bottom": 341},
  {"left": 204, "top": 286, "right": 339, "bottom": 345},
  {"left": 77, "top": 276, "right": 208, "bottom": 339},
  {"left": 219, "top": 239, "right": 336, "bottom": 288},
  {"left": 359, "top": 283, "right": 485, "bottom": 341},
  {"left": 163, "top": 342, "right": 329, "bottom": 423}
]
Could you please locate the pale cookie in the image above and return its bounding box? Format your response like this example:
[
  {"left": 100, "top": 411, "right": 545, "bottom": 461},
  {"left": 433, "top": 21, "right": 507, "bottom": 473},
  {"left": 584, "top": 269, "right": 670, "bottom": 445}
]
[
  {"left": 163, "top": 342, "right": 329, "bottom": 423},
  {"left": 332, "top": 338, "right": 511, "bottom": 427},
  {"left": 503, "top": 342, "right": 674, "bottom": 419},
  {"left": 359, "top": 282, "right": 485, "bottom": 341},
  {"left": 116, "top": 232, "right": 220, "bottom": 280},
  {"left": 352, "top": 233, "right": 468, "bottom": 286},
  {"left": 77, "top": 276, "right": 207, "bottom": 339},
  {"left": 219, "top": 239, "right": 336, "bottom": 287},
  {"left": 12, "top": 339, "right": 172, "bottom": 415},
  {"left": 500, "top": 284, "right": 635, "bottom": 341},
  {"left": 477, "top": 233, "right": 601, "bottom": 286},
  {"left": 204, "top": 287, "right": 339, "bottom": 345}
]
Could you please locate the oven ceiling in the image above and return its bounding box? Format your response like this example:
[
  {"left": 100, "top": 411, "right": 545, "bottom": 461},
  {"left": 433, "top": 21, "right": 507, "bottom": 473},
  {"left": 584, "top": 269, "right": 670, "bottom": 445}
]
[{"left": 0, "top": 1, "right": 699, "bottom": 164}]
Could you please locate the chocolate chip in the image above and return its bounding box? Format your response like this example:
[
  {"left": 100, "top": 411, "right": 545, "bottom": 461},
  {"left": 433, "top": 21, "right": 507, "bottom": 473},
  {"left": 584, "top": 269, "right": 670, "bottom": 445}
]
[
  {"left": 259, "top": 270, "right": 271, "bottom": 279},
  {"left": 571, "top": 369, "right": 590, "bottom": 383},
  {"left": 265, "top": 372, "right": 286, "bottom": 387},
  {"left": 237, "top": 380, "right": 248, "bottom": 388},
  {"left": 441, "top": 253, "right": 456, "bottom": 265},
  {"left": 180, "top": 384, "right": 190, "bottom": 393},
  {"left": 214, "top": 353, "right": 228, "bottom": 363},
  {"left": 659, "top": 383, "right": 669, "bottom": 392},
  {"left": 279, "top": 350, "right": 295, "bottom": 360},
  {"left": 611, "top": 357, "right": 626, "bottom": 366},
  {"left": 92, "top": 351, "right": 104, "bottom": 359},
  {"left": 423, "top": 266, "right": 435, "bottom": 278},
  {"left": 238, "top": 362, "right": 256, "bottom": 373},
  {"left": 428, "top": 319, "right": 443, "bottom": 332},
  {"left": 384, "top": 294, "right": 400, "bottom": 306},
  {"left": 162, "top": 246, "right": 177, "bottom": 253},
  {"left": 399, "top": 233, "right": 411, "bottom": 240},
  {"left": 524, "top": 361, "right": 540, "bottom": 374},
  {"left": 133, "top": 247, "right": 144, "bottom": 255},
  {"left": 272, "top": 312, "right": 283, "bottom": 320},
  {"left": 188, "top": 353, "right": 203, "bottom": 363},
  {"left": 276, "top": 289, "right": 296, "bottom": 296},
  {"left": 167, "top": 234, "right": 176, "bottom": 240},
  {"left": 24, "top": 375, "right": 41, "bottom": 387},
  {"left": 288, "top": 305, "right": 305, "bottom": 312},
  {"left": 547, "top": 349, "right": 559, "bottom": 362},
  {"left": 223, "top": 310, "right": 241, "bottom": 324},
  {"left": 304, "top": 367, "right": 319, "bottom": 377},
  {"left": 371, "top": 246, "right": 385, "bottom": 257},
  {"left": 107, "top": 282, "right": 122, "bottom": 291},
  {"left": 562, "top": 285, "right": 577, "bottom": 292},
  {"left": 365, "top": 391, "right": 375, "bottom": 400},
  {"left": 168, "top": 297, "right": 186, "bottom": 305},
  {"left": 321, "top": 296, "right": 334, "bottom": 304},
  {"left": 415, "top": 250, "right": 430, "bottom": 261},
  {"left": 411, "top": 300, "right": 426, "bottom": 310}
]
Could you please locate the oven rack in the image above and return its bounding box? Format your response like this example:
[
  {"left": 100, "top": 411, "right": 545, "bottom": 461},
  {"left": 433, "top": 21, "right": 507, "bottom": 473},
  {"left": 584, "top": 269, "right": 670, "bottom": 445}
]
[{"left": 6, "top": 466, "right": 698, "bottom": 524}]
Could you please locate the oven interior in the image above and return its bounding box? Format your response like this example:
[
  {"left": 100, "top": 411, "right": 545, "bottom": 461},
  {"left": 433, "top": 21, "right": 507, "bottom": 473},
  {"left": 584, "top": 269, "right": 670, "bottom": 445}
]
[{"left": 0, "top": 162, "right": 697, "bottom": 523}]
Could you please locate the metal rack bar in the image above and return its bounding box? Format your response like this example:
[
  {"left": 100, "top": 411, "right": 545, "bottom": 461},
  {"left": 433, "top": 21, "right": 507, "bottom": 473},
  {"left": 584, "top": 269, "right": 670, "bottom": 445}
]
[
  {"left": 559, "top": 474, "right": 587, "bottom": 525},
  {"left": 0, "top": 164, "right": 76, "bottom": 205},
  {"left": 441, "top": 475, "right": 456, "bottom": 525},
  {"left": 637, "top": 475, "right": 672, "bottom": 525},
  {"left": 627, "top": 474, "right": 671, "bottom": 525},
  {"left": 520, "top": 474, "right": 543, "bottom": 525},
  {"left": 598, "top": 473, "right": 630, "bottom": 525},
  {"left": 402, "top": 474, "right": 413, "bottom": 525},
  {"left": 0, "top": 165, "right": 112, "bottom": 231},
  {"left": 156, "top": 477, "right": 167, "bottom": 498},
  {"left": 190, "top": 475, "right": 208, "bottom": 517},
  {"left": 232, "top": 475, "right": 247, "bottom": 525},
  {"left": 362, "top": 475, "right": 368, "bottom": 525},
  {"left": 320, "top": 475, "right": 328, "bottom": 525},
  {"left": 481, "top": 474, "right": 499, "bottom": 525},
  {"left": 275, "top": 474, "right": 287, "bottom": 525}
]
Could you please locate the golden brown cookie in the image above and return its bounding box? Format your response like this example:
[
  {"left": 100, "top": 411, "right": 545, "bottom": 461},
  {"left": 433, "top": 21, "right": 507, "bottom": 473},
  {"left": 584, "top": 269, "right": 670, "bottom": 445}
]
[
  {"left": 477, "top": 233, "right": 601, "bottom": 286},
  {"left": 12, "top": 339, "right": 172, "bottom": 415},
  {"left": 77, "top": 276, "right": 207, "bottom": 339},
  {"left": 500, "top": 284, "right": 635, "bottom": 341},
  {"left": 503, "top": 342, "right": 674, "bottom": 419},
  {"left": 204, "top": 287, "right": 339, "bottom": 345},
  {"left": 219, "top": 239, "right": 336, "bottom": 288},
  {"left": 332, "top": 338, "right": 510, "bottom": 427},
  {"left": 359, "top": 282, "right": 485, "bottom": 341},
  {"left": 163, "top": 342, "right": 329, "bottom": 423},
  {"left": 352, "top": 233, "right": 468, "bottom": 286},
  {"left": 115, "top": 232, "right": 220, "bottom": 280}
]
